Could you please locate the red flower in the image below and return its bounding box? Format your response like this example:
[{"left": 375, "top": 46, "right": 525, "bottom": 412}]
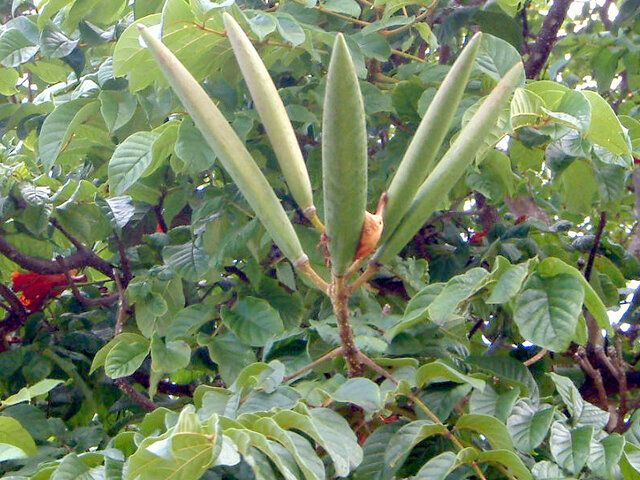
[
  {"left": 469, "top": 229, "right": 489, "bottom": 244},
  {"left": 515, "top": 215, "right": 527, "bottom": 225},
  {"left": 634, "top": 157, "right": 640, "bottom": 165},
  {"left": 11, "top": 271, "right": 84, "bottom": 312}
]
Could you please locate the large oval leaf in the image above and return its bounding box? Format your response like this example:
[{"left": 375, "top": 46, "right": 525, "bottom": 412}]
[
  {"left": 221, "top": 297, "right": 284, "bottom": 347},
  {"left": 0, "top": 417, "right": 37, "bottom": 460},
  {"left": 108, "top": 131, "right": 159, "bottom": 195},
  {"left": 104, "top": 339, "right": 150, "bottom": 379},
  {"left": 514, "top": 272, "right": 584, "bottom": 352}
]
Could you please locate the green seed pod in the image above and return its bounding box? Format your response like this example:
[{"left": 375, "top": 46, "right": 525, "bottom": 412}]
[
  {"left": 322, "top": 34, "right": 367, "bottom": 275},
  {"left": 375, "top": 62, "right": 524, "bottom": 264},
  {"left": 223, "top": 13, "right": 319, "bottom": 225},
  {"left": 137, "top": 25, "right": 306, "bottom": 265},
  {"left": 383, "top": 32, "right": 482, "bottom": 240}
]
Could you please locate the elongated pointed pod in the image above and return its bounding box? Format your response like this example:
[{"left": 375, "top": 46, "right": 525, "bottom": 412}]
[
  {"left": 383, "top": 33, "right": 482, "bottom": 240},
  {"left": 323, "top": 34, "right": 368, "bottom": 275},
  {"left": 137, "top": 25, "right": 306, "bottom": 265},
  {"left": 222, "top": 14, "right": 322, "bottom": 230},
  {"left": 374, "top": 62, "right": 524, "bottom": 264}
]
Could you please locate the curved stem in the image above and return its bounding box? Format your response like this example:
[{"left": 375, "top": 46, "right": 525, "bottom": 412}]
[
  {"left": 349, "top": 261, "right": 381, "bottom": 294},
  {"left": 296, "top": 259, "right": 330, "bottom": 293},
  {"left": 283, "top": 347, "right": 343, "bottom": 382}
]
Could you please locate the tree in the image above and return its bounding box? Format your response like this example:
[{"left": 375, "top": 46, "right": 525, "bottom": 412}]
[{"left": 0, "top": 0, "right": 639, "bottom": 478}]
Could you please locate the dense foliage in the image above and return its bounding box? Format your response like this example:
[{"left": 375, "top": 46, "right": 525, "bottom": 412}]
[{"left": 0, "top": 0, "right": 640, "bottom": 478}]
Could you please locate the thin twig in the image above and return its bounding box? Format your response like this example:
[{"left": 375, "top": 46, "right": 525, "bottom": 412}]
[
  {"left": 114, "top": 378, "right": 157, "bottom": 411},
  {"left": 113, "top": 269, "right": 128, "bottom": 336},
  {"left": 349, "top": 261, "right": 381, "bottom": 294},
  {"left": 380, "top": 6, "right": 434, "bottom": 37},
  {"left": 50, "top": 218, "right": 85, "bottom": 251},
  {"left": 344, "top": 257, "right": 365, "bottom": 279},
  {"left": 296, "top": 259, "right": 330, "bottom": 294},
  {"left": 391, "top": 48, "right": 425, "bottom": 63},
  {"left": 57, "top": 257, "right": 118, "bottom": 306},
  {"left": 575, "top": 347, "right": 608, "bottom": 409},
  {"left": 358, "top": 354, "right": 489, "bottom": 480},
  {"left": 523, "top": 348, "right": 548, "bottom": 366},
  {"left": 584, "top": 211, "right": 606, "bottom": 281},
  {"left": 283, "top": 347, "right": 344, "bottom": 382},
  {"left": 116, "top": 238, "right": 133, "bottom": 287}
]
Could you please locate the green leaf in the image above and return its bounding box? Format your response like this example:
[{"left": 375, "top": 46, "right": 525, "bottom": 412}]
[
  {"left": 246, "top": 11, "right": 277, "bottom": 41},
  {"left": 166, "top": 304, "right": 215, "bottom": 342},
  {"left": 0, "top": 417, "right": 37, "bottom": 460},
  {"left": 487, "top": 261, "right": 529, "bottom": 303},
  {"left": 108, "top": 131, "right": 159, "bottom": 195},
  {"left": 331, "top": 378, "right": 384, "bottom": 411},
  {"left": 273, "top": 405, "right": 362, "bottom": 477},
  {"left": 174, "top": 119, "right": 216, "bottom": 174},
  {"left": 455, "top": 414, "right": 514, "bottom": 451},
  {"left": 413, "top": 451, "right": 457, "bottom": 479},
  {"left": 2, "top": 378, "right": 63, "bottom": 406},
  {"left": 221, "top": 297, "right": 284, "bottom": 347},
  {"left": 428, "top": 267, "right": 488, "bottom": 324},
  {"left": 99, "top": 90, "right": 138, "bottom": 133},
  {"left": 507, "top": 400, "right": 555, "bottom": 452},
  {"left": 476, "top": 33, "right": 524, "bottom": 82},
  {"left": 382, "top": 420, "right": 448, "bottom": 478},
  {"left": 199, "top": 332, "right": 256, "bottom": 385},
  {"left": 96, "top": 195, "right": 135, "bottom": 232},
  {"left": 386, "top": 283, "right": 443, "bottom": 339},
  {"left": 469, "top": 385, "right": 519, "bottom": 422},
  {"left": 549, "top": 372, "right": 610, "bottom": 429},
  {"left": 323, "top": 0, "right": 361, "bottom": 16},
  {"left": 546, "top": 90, "right": 591, "bottom": 132},
  {"left": 583, "top": 90, "right": 631, "bottom": 155},
  {"left": 536, "top": 257, "right": 611, "bottom": 334},
  {"left": 354, "top": 421, "right": 406, "bottom": 479},
  {"left": 514, "top": 272, "right": 584, "bottom": 352},
  {"left": 0, "top": 68, "right": 18, "bottom": 95},
  {"left": 90, "top": 333, "right": 148, "bottom": 374},
  {"left": 40, "top": 23, "right": 79, "bottom": 58},
  {"left": 549, "top": 421, "right": 593, "bottom": 474},
  {"left": 38, "top": 99, "right": 99, "bottom": 170},
  {"left": 128, "top": 430, "right": 219, "bottom": 480},
  {"left": 0, "top": 28, "right": 38, "bottom": 67},
  {"left": 104, "top": 339, "right": 150, "bottom": 379},
  {"left": 588, "top": 433, "right": 624, "bottom": 477},
  {"left": 477, "top": 449, "right": 533, "bottom": 480},
  {"left": 163, "top": 237, "right": 211, "bottom": 282},
  {"left": 275, "top": 14, "right": 305, "bottom": 46},
  {"left": 510, "top": 88, "right": 545, "bottom": 129},
  {"left": 415, "top": 360, "right": 485, "bottom": 391},
  {"left": 252, "top": 417, "right": 326, "bottom": 480},
  {"left": 466, "top": 354, "right": 539, "bottom": 398},
  {"left": 151, "top": 334, "right": 191, "bottom": 374}
]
